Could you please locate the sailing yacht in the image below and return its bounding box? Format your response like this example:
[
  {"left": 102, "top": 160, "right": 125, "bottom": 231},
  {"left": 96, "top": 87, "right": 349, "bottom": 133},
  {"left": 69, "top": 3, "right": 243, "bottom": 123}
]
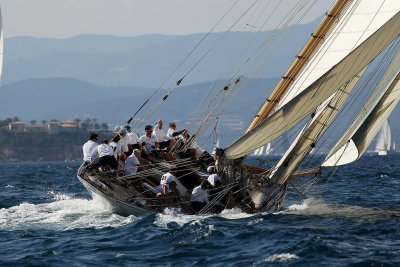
[
  {"left": 77, "top": 0, "right": 400, "bottom": 216},
  {"left": 375, "top": 120, "right": 396, "bottom": 156}
]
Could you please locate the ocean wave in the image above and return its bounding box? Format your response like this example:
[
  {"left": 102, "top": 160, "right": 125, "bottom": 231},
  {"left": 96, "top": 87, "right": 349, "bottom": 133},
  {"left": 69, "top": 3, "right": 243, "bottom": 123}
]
[
  {"left": 263, "top": 253, "right": 299, "bottom": 262},
  {"left": 0, "top": 192, "right": 135, "bottom": 231}
]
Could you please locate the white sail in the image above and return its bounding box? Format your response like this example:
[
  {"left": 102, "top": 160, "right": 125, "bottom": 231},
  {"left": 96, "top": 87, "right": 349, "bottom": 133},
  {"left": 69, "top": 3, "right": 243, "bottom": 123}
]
[
  {"left": 323, "top": 46, "right": 400, "bottom": 166},
  {"left": 375, "top": 120, "right": 391, "bottom": 156},
  {"left": 252, "top": 145, "right": 265, "bottom": 156},
  {"left": 265, "top": 143, "right": 271, "bottom": 155},
  {"left": 269, "top": 67, "right": 366, "bottom": 184},
  {"left": 277, "top": 0, "right": 400, "bottom": 109},
  {"left": 225, "top": 11, "right": 400, "bottom": 160}
]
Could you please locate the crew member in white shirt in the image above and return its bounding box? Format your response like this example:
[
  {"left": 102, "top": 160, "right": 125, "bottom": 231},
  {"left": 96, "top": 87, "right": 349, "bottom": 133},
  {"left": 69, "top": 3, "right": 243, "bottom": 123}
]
[
  {"left": 180, "top": 131, "right": 200, "bottom": 160},
  {"left": 167, "top": 122, "right": 185, "bottom": 140},
  {"left": 190, "top": 180, "right": 210, "bottom": 212},
  {"left": 124, "top": 149, "right": 141, "bottom": 175},
  {"left": 109, "top": 135, "right": 121, "bottom": 161},
  {"left": 206, "top": 166, "right": 221, "bottom": 187},
  {"left": 125, "top": 125, "right": 142, "bottom": 152},
  {"left": 139, "top": 125, "right": 158, "bottom": 155},
  {"left": 82, "top": 133, "right": 99, "bottom": 163},
  {"left": 97, "top": 139, "right": 118, "bottom": 172},
  {"left": 118, "top": 128, "right": 131, "bottom": 158},
  {"left": 155, "top": 171, "right": 179, "bottom": 203},
  {"left": 153, "top": 119, "right": 175, "bottom": 152},
  {"left": 139, "top": 125, "right": 173, "bottom": 161}
]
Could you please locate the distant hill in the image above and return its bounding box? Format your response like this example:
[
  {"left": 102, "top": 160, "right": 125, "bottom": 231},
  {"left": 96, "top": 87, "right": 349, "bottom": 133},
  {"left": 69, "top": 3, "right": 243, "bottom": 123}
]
[
  {"left": 0, "top": 76, "right": 279, "bottom": 146},
  {"left": 2, "top": 18, "right": 322, "bottom": 87},
  {"left": 1, "top": 76, "right": 400, "bottom": 151}
]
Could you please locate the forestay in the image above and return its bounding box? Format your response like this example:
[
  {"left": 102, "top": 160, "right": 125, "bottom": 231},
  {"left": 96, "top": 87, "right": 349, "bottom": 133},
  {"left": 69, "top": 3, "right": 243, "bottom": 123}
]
[{"left": 225, "top": 10, "right": 400, "bottom": 160}]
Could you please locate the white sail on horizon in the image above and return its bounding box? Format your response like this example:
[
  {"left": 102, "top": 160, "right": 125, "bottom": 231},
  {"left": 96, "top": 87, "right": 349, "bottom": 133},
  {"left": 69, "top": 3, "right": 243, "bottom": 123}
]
[{"left": 375, "top": 120, "right": 394, "bottom": 156}]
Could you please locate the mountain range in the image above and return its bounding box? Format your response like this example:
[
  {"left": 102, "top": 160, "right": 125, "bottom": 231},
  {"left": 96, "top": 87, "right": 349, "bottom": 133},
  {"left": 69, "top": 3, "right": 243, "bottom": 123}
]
[{"left": 1, "top": 16, "right": 399, "bottom": 151}]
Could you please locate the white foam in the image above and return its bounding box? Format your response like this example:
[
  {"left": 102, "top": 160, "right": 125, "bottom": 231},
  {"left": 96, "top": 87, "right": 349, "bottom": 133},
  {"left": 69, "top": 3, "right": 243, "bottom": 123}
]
[
  {"left": 4, "top": 185, "right": 14, "bottom": 188},
  {"left": 219, "top": 208, "right": 255, "bottom": 219},
  {"left": 285, "top": 197, "right": 325, "bottom": 211},
  {"left": 264, "top": 253, "right": 299, "bottom": 262},
  {"left": 0, "top": 191, "right": 136, "bottom": 231},
  {"left": 154, "top": 208, "right": 205, "bottom": 228}
]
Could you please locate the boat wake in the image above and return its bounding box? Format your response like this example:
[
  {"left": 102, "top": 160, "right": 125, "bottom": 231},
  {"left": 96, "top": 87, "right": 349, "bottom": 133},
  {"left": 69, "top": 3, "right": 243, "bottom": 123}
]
[
  {"left": 0, "top": 190, "right": 135, "bottom": 231},
  {"left": 281, "top": 197, "right": 400, "bottom": 221}
]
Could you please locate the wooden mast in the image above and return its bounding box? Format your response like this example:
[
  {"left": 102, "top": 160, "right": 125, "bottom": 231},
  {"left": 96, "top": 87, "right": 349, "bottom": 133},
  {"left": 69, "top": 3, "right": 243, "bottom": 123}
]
[{"left": 246, "top": 0, "right": 351, "bottom": 132}]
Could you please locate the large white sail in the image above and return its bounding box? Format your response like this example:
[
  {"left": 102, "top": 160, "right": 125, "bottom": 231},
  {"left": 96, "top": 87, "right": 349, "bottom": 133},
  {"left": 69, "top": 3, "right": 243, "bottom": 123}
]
[
  {"left": 375, "top": 120, "right": 391, "bottom": 156},
  {"left": 277, "top": 0, "right": 400, "bottom": 109},
  {"left": 323, "top": 45, "right": 400, "bottom": 166},
  {"left": 269, "top": 67, "right": 366, "bottom": 184},
  {"left": 225, "top": 11, "right": 400, "bottom": 160}
]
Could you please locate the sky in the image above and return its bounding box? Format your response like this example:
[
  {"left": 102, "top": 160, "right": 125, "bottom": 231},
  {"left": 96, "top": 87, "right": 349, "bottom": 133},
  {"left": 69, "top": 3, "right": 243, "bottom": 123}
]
[{"left": 0, "top": 0, "right": 335, "bottom": 39}]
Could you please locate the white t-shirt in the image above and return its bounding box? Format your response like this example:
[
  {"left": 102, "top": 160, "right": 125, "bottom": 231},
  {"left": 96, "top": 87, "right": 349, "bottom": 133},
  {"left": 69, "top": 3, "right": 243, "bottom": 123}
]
[
  {"left": 124, "top": 155, "right": 140, "bottom": 175},
  {"left": 139, "top": 134, "right": 157, "bottom": 153},
  {"left": 160, "top": 172, "right": 175, "bottom": 185},
  {"left": 82, "top": 140, "right": 98, "bottom": 162},
  {"left": 109, "top": 141, "right": 121, "bottom": 159},
  {"left": 207, "top": 174, "right": 221, "bottom": 187},
  {"left": 97, "top": 143, "right": 114, "bottom": 157},
  {"left": 190, "top": 185, "right": 209, "bottom": 203},
  {"left": 128, "top": 132, "right": 140, "bottom": 145},
  {"left": 160, "top": 172, "right": 175, "bottom": 193},
  {"left": 119, "top": 135, "right": 130, "bottom": 152},
  {"left": 167, "top": 128, "right": 175, "bottom": 139},
  {"left": 153, "top": 123, "right": 174, "bottom": 142}
]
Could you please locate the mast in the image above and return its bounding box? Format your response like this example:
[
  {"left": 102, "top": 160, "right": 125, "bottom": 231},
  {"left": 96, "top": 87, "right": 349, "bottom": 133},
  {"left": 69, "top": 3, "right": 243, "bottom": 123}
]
[{"left": 246, "top": 0, "right": 351, "bottom": 132}]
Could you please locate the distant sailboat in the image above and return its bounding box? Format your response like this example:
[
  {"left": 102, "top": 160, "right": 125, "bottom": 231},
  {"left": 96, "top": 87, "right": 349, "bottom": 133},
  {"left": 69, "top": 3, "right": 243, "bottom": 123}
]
[
  {"left": 252, "top": 143, "right": 272, "bottom": 156},
  {"left": 375, "top": 120, "right": 395, "bottom": 156}
]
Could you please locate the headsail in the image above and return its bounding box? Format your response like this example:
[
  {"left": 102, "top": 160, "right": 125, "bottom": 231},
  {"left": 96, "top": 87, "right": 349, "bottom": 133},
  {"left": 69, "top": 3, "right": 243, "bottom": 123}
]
[
  {"left": 323, "top": 45, "right": 400, "bottom": 166},
  {"left": 269, "top": 67, "right": 366, "bottom": 184},
  {"left": 225, "top": 10, "right": 400, "bottom": 160}
]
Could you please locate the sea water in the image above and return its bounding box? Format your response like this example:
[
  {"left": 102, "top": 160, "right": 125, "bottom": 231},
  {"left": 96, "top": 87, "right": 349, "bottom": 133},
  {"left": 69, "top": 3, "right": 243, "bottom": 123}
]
[{"left": 1, "top": 155, "right": 400, "bottom": 266}]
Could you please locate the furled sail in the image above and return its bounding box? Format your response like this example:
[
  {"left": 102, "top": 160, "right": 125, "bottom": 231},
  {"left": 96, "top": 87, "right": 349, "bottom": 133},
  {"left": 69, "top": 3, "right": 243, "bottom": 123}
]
[
  {"left": 323, "top": 47, "right": 400, "bottom": 166},
  {"left": 225, "top": 10, "right": 400, "bottom": 160},
  {"left": 247, "top": 0, "right": 400, "bottom": 131},
  {"left": 375, "top": 120, "right": 391, "bottom": 156},
  {"left": 269, "top": 68, "right": 366, "bottom": 184}
]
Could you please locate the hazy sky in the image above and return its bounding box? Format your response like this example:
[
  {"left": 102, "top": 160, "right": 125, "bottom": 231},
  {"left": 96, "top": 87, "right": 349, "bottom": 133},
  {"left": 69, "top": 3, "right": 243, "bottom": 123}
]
[{"left": 0, "top": 0, "right": 335, "bottom": 38}]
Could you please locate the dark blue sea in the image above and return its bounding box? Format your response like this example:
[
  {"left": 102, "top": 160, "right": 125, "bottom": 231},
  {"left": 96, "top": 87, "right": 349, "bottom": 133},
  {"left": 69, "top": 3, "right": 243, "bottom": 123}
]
[{"left": 1, "top": 155, "right": 400, "bottom": 266}]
